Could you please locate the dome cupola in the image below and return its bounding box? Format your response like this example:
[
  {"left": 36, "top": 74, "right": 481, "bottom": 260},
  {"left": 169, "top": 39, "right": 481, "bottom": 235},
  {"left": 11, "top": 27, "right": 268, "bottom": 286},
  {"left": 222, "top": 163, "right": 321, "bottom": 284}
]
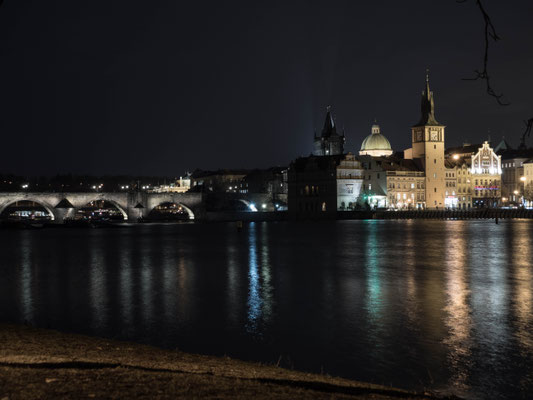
[{"left": 359, "top": 123, "right": 393, "bottom": 157}]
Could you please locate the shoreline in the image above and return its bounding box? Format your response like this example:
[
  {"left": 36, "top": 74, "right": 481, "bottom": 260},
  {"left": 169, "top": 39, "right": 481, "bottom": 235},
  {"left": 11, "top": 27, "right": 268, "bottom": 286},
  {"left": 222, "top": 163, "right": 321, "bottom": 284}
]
[
  {"left": 2, "top": 208, "right": 533, "bottom": 228},
  {"left": 0, "top": 323, "right": 458, "bottom": 399}
]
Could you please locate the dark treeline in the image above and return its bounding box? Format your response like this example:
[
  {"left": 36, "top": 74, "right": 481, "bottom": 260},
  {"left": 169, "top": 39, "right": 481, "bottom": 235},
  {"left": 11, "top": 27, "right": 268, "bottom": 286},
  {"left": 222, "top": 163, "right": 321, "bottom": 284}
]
[{"left": 0, "top": 174, "right": 180, "bottom": 192}]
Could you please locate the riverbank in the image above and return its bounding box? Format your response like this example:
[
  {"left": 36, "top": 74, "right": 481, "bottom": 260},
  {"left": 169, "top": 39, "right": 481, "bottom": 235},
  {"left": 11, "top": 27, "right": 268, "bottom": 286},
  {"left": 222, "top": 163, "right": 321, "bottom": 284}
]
[{"left": 0, "top": 324, "right": 457, "bottom": 399}]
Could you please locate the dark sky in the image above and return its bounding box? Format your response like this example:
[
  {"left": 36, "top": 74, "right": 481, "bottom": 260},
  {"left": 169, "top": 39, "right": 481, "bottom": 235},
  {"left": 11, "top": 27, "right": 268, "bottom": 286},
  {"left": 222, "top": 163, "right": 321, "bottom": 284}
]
[{"left": 0, "top": 1, "right": 532, "bottom": 176}]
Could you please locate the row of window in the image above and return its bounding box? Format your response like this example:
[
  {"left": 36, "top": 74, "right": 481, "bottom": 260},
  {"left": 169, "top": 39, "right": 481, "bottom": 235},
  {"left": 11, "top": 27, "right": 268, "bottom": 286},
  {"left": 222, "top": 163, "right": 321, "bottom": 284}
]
[
  {"left": 388, "top": 182, "right": 424, "bottom": 189},
  {"left": 474, "top": 191, "right": 500, "bottom": 197},
  {"left": 474, "top": 179, "right": 499, "bottom": 186},
  {"left": 301, "top": 185, "right": 326, "bottom": 196}
]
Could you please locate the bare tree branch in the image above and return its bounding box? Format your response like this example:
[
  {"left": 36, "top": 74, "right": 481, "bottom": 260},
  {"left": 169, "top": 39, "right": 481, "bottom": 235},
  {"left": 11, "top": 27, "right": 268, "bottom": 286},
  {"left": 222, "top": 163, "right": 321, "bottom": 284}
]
[{"left": 458, "top": 0, "right": 509, "bottom": 106}]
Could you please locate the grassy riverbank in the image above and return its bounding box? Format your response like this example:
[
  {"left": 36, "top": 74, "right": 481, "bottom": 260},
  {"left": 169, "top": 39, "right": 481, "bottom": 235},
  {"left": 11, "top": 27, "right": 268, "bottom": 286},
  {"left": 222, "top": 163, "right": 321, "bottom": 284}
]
[{"left": 0, "top": 324, "right": 458, "bottom": 399}]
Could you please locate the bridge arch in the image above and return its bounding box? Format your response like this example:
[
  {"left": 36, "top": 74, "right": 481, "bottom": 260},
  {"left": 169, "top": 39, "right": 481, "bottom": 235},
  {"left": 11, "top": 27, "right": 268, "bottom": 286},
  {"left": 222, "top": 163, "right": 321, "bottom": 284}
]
[
  {"left": 147, "top": 201, "right": 195, "bottom": 220},
  {"left": 76, "top": 199, "right": 129, "bottom": 221},
  {"left": 234, "top": 199, "right": 257, "bottom": 211},
  {"left": 0, "top": 199, "right": 56, "bottom": 221}
]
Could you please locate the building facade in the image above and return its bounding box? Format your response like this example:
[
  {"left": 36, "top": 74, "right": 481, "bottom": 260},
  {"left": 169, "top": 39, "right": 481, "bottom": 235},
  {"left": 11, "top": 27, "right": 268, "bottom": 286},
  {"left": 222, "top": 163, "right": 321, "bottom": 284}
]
[
  {"left": 470, "top": 141, "right": 501, "bottom": 207},
  {"left": 500, "top": 151, "right": 533, "bottom": 205},
  {"left": 288, "top": 153, "right": 363, "bottom": 217}
]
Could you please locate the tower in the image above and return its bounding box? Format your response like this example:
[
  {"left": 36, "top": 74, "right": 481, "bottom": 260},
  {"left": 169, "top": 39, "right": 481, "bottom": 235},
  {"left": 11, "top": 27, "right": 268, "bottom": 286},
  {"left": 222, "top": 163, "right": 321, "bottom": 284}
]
[
  {"left": 313, "top": 106, "right": 345, "bottom": 156},
  {"left": 411, "top": 73, "right": 446, "bottom": 209}
]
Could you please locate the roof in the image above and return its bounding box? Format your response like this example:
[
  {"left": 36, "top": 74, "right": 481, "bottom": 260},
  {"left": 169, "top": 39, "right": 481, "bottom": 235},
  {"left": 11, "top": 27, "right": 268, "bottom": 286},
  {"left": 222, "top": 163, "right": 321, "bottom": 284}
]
[
  {"left": 445, "top": 144, "right": 483, "bottom": 156},
  {"left": 320, "top": 106, "right": 340, "bottom": 138},
  {"left": 361, "top": 155, "right": 423, "bottom": 172},
  {"left": 360, "top": 125, "right": 392, "bottom": 151},
  {"left": 290, "top": 154, "right": 346, "bottom": 172},
  {"left": 494, "top": 138, "right": 511, "bottom": 153}
]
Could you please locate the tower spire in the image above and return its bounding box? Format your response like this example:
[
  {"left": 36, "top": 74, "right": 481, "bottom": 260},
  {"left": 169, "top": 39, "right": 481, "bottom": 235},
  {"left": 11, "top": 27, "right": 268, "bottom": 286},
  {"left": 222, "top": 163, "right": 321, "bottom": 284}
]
[
  {"left": 322, "top": 105, "right": 337, "bottom": 137},
  {"left": 415, "top": 70, "right": 440, "bottom": 126}
]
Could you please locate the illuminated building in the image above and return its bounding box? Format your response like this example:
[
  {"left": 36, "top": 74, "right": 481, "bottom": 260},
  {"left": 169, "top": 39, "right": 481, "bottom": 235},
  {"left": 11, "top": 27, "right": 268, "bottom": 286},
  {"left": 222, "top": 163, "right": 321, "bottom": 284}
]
[
  {"left": 313, "top": 106, "right": 345, "bottom": 156},
  {"left": 524, "top": 160, "right": 533, "bottom": 207},
  {"left": 360, "top": 155, "right": 424, "bottom": 209},
  {"left": 403, "top": 74, "right": 447, "bottom": 209},
  {"left": 445, "top": 141, "right": 501, "bottom": 208},
  {"left": 500, "top": 149, "right": 533, "bottom": 205},
  {"left": 470, "top": 141, "right": 501, "bottom": 207},
  {"left": 150, "top": 175, "right": 192, "bottom": 193}
]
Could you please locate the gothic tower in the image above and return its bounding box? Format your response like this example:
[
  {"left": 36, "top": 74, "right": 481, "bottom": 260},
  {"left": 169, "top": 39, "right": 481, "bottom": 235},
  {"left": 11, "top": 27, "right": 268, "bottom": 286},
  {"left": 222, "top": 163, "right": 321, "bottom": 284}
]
[
  {"left": 411, "top": 73, "right": 446, "bottom": 209},
  {"left": 313, "top": 106, "right": 345, "bottom": 156}
]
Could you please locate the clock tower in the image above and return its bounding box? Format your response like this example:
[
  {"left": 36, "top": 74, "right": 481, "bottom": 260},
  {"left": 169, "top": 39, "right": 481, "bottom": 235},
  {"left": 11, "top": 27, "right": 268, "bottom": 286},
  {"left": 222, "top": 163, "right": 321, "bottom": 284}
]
[{"left": 411, "top": 74, "right": 446, "bottom": 209}]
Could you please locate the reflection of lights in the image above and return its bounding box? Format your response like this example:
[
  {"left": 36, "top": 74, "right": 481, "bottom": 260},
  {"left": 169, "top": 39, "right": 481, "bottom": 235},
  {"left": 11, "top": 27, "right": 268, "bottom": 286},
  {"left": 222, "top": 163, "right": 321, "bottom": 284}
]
[
  {"left": 443, "top": 222, "right": 471, "bottom": 391},
  {"left": 246, "top": 223, "right": 260, "bottom": 332},
  {"left": 249, "top": 203, "right": 258, "bottom": 212}
]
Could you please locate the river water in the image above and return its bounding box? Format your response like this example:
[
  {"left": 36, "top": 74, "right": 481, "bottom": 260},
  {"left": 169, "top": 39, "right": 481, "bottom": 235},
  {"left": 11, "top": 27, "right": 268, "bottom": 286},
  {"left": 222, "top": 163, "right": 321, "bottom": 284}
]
[{"left": 1, "top": 220, "right": 532, "bottom": 399}]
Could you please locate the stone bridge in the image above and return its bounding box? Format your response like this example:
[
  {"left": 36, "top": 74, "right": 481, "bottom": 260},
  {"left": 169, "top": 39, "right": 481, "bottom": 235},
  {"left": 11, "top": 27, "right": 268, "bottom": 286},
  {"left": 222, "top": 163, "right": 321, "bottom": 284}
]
[{"left": 0, "top": 192, "right": 204, "bottom": 222}]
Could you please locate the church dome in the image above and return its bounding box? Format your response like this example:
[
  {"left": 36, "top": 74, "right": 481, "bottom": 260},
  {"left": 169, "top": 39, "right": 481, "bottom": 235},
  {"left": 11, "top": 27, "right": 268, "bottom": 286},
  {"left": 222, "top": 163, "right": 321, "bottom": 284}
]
[{"left": 359, "top": 124, "right": 393, "bottom": 157}]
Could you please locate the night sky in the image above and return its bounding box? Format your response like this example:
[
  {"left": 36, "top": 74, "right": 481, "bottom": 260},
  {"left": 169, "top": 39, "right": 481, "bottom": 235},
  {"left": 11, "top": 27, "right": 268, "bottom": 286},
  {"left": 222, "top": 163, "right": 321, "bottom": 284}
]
[{"left": 0, "top": 1, "right": 531, "bottom": 176}]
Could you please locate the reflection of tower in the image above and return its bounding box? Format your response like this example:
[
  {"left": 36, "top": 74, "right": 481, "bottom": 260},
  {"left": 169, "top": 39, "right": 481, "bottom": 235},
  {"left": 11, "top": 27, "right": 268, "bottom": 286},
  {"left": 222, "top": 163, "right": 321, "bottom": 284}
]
[
  {"left": 313, "top": 106, "right": 345, "bottom": 156},
  {"left": 411, "top": 73, "right": 446, "bottom": 209}
]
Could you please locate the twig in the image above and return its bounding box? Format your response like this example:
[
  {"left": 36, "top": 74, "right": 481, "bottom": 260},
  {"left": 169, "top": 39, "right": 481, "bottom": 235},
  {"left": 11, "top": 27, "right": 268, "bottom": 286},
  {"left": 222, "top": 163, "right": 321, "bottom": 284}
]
[{"left": 457, "top": 0, "right": 509, "bottom": 105}]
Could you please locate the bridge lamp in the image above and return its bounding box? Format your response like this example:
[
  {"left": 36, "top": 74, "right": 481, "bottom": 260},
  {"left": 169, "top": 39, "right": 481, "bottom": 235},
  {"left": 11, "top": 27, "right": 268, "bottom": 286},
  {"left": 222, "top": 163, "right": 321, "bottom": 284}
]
[
  {"left": 249, "top": 203, "right": 258, "bottom": 212},
  {"left": 453, "top": 154, "right": 459, "bottom": 160},
  {"left": 514, "top": 190, "right": 519, "bottom": 195},
  {"left": 21, "top": 183, "right": 28, "bottom": 189},
  {"left": 92, "top": 185, "right": 97, "bottom": 190},
  {"left": 261, "top": 203, "right": 267, "bottom": 209}
]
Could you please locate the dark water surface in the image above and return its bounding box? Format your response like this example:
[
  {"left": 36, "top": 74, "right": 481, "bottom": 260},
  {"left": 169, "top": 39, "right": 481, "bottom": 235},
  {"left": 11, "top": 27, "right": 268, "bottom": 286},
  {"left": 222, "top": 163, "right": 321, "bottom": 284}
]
[{"left": 1, "top": 220, "right": 533, "bottom": 399}]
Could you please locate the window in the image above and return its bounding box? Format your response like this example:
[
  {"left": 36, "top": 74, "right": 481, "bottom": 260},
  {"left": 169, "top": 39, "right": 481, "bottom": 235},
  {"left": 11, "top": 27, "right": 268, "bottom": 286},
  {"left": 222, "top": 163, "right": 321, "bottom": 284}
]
[
  {"left": 321, "top": 202, "right": 327, "bottom": 212},
  {"left": 434, "top": 159, "right": 436, "bottom": 164},
  {"left": 434, "top": 145, "right": 436, "bottom": 149},
  {"left": 434, "top": 188, "right": 437, "bottom": 193},
  {"left": 433, "top": 173, "right": 437, "bottom": 178},
  {"left": 411, "top": 183, "right": 415, "bottom": 189}
]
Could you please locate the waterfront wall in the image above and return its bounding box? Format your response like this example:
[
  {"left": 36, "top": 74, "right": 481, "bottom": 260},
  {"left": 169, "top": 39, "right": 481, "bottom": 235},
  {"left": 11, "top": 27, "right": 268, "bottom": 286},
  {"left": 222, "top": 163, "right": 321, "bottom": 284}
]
[{"left": 339, "top": 209, "right": 533, "bottom": 220}]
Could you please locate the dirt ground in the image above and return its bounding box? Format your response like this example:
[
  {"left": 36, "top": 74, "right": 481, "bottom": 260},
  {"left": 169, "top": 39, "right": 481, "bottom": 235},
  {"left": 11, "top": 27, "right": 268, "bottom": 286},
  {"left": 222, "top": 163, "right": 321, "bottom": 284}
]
[{"left": 0, "top": 324, "right": 459, "bottom": 399}]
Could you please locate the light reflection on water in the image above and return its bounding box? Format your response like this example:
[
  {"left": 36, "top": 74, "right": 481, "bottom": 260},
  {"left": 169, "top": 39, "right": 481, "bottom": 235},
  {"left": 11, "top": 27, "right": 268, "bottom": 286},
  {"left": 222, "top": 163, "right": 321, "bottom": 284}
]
[{"left": 1, "top": 220, "right": 533, "bottom": 399}]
